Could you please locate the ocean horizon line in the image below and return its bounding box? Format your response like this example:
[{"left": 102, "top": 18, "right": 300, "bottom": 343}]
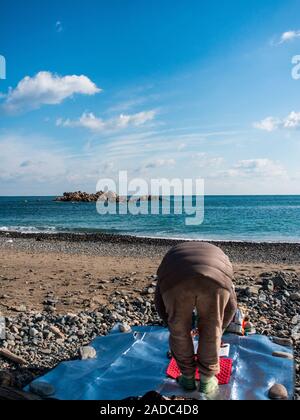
[{"left": 1, "top": 194, "right": 300, "bottom": 198}]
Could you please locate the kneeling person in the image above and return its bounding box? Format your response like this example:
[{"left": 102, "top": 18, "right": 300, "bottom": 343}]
[{"left": 155, "top": 242, "right": 237, "bottom": 395}]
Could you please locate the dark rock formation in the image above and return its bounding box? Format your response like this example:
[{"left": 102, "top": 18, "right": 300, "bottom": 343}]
[
  {"left": 55, "top": 191, "right": 161, "bottom": 203},
  {"left": 55, "top": 191, "right": 122, "bottom": 203}
]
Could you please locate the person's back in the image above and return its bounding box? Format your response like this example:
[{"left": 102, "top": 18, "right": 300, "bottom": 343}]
[
  {"left": 155, "top": 242, "right": 237, "bottom": 395},
  {"left": 157, "top": 242, "right": 234, "bottom": 293}
]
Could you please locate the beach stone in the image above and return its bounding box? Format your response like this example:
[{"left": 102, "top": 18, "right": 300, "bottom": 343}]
[
  {"left": 291, "top": 293, "right": 300, "bottom": 302},
  {"left": 15, "top": 305, "right": 27, "bottom": 312},
  {"left": 272, "top": 337, "right": 293, "bottom": 347},
  {"left": 40, "top": 349, "right": 52, "bottom": 355},
  {"left": 292, "top": 315, "right": 300, "bottom": 325},
  {"left": 68, "top": 335, "right": 78, "bottom": 343},
  {"left": 292, "top": 326, "right": 300, "bottom": 341},
  {"left": 258, "top": 293, "right": 267, "bottom": 302},
  {"left": 119, "top": 323, "right": 132, "bottom": 333},
  {"left": 272, "top": 351, "right": 293, "bottom": 360},
  {"left": 147, "top": 288, "right": 155, "bottom": 295},
  {"left": 29, "top": 327, "right": 39, "bottom": 337},
  {"left": 268, "top": 384, "right": 288, "bottom": 400},
  {"left": 247, "top": 286, "right": 260, "bottom": 296},
  {"left": 11, "top": 325, "right": 19, "bottom": 334},
  {"left": 30, "top": 381, "right": 55, "bottom": 398},
  {"left": 45, "top": 305, "right": 56, "bottom": 313},
  {"left": 79, "top": 346, "right": 97, "bottom": 360},
  {"left": 49, "top": 325, "right": 65, "bottom": 339},
  {"left": 263, "top": 279, "right": 274, "bottom": 292},
  {"left": 5, "top": 333, "right": 14, "bottom": 341},
  {"left": 272, "top": 274, "right": 288, "bottom": 290},
  {"left": 237, "top": 286, "right": 259, "bottom": 297}
]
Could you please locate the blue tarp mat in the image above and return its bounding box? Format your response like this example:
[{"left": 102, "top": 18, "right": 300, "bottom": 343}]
[{"left": 26, "top": 326, "right": 294, "bottom": 400}]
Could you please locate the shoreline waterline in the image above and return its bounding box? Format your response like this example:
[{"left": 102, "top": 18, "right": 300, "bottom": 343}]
[{"left": 1, "top": 228, "right": 300, "bottom": 245}]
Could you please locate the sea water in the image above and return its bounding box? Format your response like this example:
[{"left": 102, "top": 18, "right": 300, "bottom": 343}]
[{"left": 0, "top": 195, "right": 300, "bottom": 242}]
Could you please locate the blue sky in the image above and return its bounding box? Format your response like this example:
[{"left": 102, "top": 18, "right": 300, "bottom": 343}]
[{"left": 1, "top": 0, "right": 300, "bottom": 195}]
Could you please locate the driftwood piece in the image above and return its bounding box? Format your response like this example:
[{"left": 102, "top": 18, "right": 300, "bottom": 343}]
[
  {"left": 0, "top": 348, "right": 27, "bottom": 365},
  {"left": 49, "top": 325, "right": 65, "bottom": 339},
  {"left": 0, "top": 386, "right": 42, "bottom": 400}
]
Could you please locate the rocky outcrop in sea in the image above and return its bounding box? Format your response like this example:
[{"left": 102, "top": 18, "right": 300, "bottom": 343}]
[
  {"left": 55, "top": 191, "right": 122, "bottom": 203},
  {"left": 55, "top": 191, "right": 161, "bottom": 203}
]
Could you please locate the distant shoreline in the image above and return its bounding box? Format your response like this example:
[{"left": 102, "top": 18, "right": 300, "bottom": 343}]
[
  {"left": 1, "top": 230, "right": 300, "bottom": 264},
  {"left": 1, "top": 228, "right": 300, "bottom": 245}
]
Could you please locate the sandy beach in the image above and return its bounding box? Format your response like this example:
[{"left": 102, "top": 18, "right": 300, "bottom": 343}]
[
  {"left": 0, "top": 232, "right": 299, "bottom": 398},
  {"left": 0, "top": 232, "right": 300, "bottom": 314}
]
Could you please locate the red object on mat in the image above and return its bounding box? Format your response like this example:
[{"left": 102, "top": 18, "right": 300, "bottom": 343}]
[{"left": 167, "top": 358, "right": 233, "bottom": 385}]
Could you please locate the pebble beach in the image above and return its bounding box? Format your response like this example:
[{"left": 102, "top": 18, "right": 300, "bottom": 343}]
[{"left": 0, "top": 231, "right": 299, "bottom": 399}]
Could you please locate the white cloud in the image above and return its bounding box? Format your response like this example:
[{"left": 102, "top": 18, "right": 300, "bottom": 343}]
[
  {"left": 1, "top": 132, "right": 296, "bottom": 195},
  {"left": 144, "top": 158, "right": 176, "bottom": 169},
  {"left": 253, "top": 117, "right": 280, "bottom": 132},
  {"left": 221, "top": 159, "right": 287, "bottom": 179},
  {"left": 177, "top": 143, "right": 186, "bottom": 151},
  {"left": 2, "top": 71, "right": 101, "bottom": 113},
  {"left": 58, "top": 110, "right": 157, "bottom": 132},
  {"left": 0, "top": 133, "right": 119, "bottom": 194},
  {"left": 283, "top": 111, "right": 300, "bottom": 128},
  {"left": 195, "top": 152, "right": 224, "bottom": 168},
  {"left": 107, "top": 97, "right": 147, "bottom": 113},
  {"left": 118, "top": 111, "right": 156, "bottom": 127},
  {"left": 0, "top": 135, "right": 67, "bottom": 182},
  {"left": 135, "top": 158, "right": 176, "bottom": 175},
  {"left": 279, "top": 30, "right": 300, "bottom": 44},
  {"left": 254, "top": 112, "right": 300, "bottom": 131}
]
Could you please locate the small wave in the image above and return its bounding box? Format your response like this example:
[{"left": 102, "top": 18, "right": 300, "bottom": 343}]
[
  {"left": 1, "top": 226, "right": 300, "bottom": 244},
  {"left": 0, "top": 226, "right": 9, "bottom": 231},
  {"left": 131, "top": 232, "right": 300, "bottom": 244},
  {"left": 0, "top": 226, "right": 58, "bottom": 234}
]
